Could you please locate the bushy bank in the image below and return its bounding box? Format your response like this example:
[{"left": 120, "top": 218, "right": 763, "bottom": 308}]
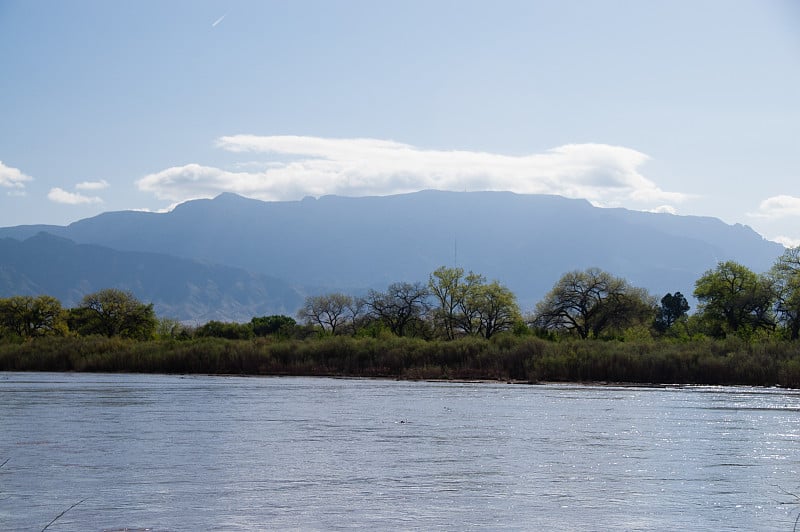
[{"left": 3, "top": 334, "right": 800, "bottom": 388}]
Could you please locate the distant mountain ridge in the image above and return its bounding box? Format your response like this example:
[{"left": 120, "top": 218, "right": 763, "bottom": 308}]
[
  {"left": 0, "top": 190, "right": 784, "bottom": 314},
  {"left": 0, "top": 232, "right": 303, "bottom": 323}
]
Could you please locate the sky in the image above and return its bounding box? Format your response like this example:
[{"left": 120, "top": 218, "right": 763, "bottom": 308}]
[{"left": 1, "top": 0, "right": 799, "bottom": 245}]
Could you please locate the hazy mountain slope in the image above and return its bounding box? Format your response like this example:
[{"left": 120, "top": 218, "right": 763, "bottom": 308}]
[
  {"left": 0, "top": 223, "right": 66, "bottom": 241},
  {"left": 0, "top": 191, "right": 784, "bottom": 310},
  {"left": 0, "top": 233, "right": 303, "bottom": 322}
]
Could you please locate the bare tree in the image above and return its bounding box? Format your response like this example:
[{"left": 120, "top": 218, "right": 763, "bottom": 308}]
[
  {"left": 365, "top": 282, "right": 431, "bottom": 337},
  {"left": 298, "top": 293, "right": 353, "bottom": 335}
]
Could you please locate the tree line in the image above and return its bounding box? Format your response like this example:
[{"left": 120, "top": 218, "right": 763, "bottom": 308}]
[
  {"left": 2, "top": 246, "right": 800, "bottom": 344},
  {"left": 297, "top": 246, "right": 800, "bottom": 343},
  {"left": 0, "top": 289, "right": 156, "bottom": 341}
]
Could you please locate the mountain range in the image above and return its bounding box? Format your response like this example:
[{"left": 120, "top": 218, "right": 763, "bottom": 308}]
[
  {"left": 0, "top": 232, "right": 303, "bottom": 323},
  {"left": 0, "top": 190, "right": 785, "bottom": 321}
]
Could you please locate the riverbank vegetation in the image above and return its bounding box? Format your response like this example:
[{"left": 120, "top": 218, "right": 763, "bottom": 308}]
[
  {"left": 2, "top": 334, "right": 800, "bottom": 387},
  {"left": 3, "top": 247, "right": 800, "bottom": 387}
]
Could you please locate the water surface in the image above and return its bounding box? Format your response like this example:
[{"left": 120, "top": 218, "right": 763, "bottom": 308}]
[{"left": 1, "top": 373, "right": 799, "bottom": 530}]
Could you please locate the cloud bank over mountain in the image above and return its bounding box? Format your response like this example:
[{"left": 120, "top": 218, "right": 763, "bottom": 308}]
[
  {"left": 136, "top": 135, "right": 689, "bottom": 213},
  {"left": 747, "top": 195, "right": 800, "bottom": 247},
  {"left": 750, "top": 195, "right": 800, "bottom": 219},
  {"left": 1, "top": 190, "right": 782, "bottom": 319}
]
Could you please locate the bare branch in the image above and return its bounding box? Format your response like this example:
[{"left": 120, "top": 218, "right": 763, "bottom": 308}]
[{"left": 41, "top": 498, "right": 87, "bottom": 532}]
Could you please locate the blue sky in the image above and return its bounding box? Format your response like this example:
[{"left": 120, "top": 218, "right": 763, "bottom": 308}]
[{"left": 1, "top": 0, "right": 799, "bottom": 245}]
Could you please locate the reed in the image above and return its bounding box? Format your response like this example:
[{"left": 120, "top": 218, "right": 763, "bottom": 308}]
[{"left": 3, "top": 334, "right": 800, "bottom": 388}]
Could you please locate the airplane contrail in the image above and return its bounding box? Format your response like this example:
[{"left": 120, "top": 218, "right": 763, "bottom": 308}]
[{"left": 212, "top": 14, "right": 226, "bottom": 27}]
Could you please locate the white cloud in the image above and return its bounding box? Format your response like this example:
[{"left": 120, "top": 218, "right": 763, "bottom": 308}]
[
  {"left": 75, "top": 179, "right": 110, "bottom": 190},
  {"left": 647, "top": 205, "right": 678, "bottom": 215},
  {"left": 137, "top": 135, "right": 690, "bottom": 209},
  {"left": 772, "top": 235, "right": 800, "bottom": 248},
  {"left": 48, "top": 187, "right": 103, "bottom": 205},
  {"left": 129, "top": 202, "right": 181, "bottom": 214},
  {"left": 137, "top": 164, "right": 248, "bottom": 201},
  {"left": 0, "top": 161, "right": 33, "bottom": 189},
  {"left": 749, "top": 195, "right": 800, "bottom": 219}
]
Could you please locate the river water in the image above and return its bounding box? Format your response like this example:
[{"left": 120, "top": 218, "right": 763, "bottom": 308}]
[{"left": 1, "top": 373, "right": 799, "bottom": 531}]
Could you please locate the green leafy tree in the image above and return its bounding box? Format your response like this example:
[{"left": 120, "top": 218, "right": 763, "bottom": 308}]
[
  {"left": 155, "top": 317, "right": 191, "bottom": 340},
  {"left": 251, "top": 315, "right": 297, "bottom": 338},
  {"left": 654, "top": 292, "right": 690, "bottom": 333},
  {"left": 428, "top": 266, "right": 486, "bottom": 340},
  {"left": 770, "top": 247, "right": 800, "bottom": 340},
  {"left": 533, "top": 268, "right": 655, "bottom": 339},
  {"left": 453, "top": 272, "right": 489, "bottom": 336},
  {"left": 469, "top": 280, "right": 521, "bottom": 339},
  {"left": 693, "top": 261, "right": 776, "bottom": 338},
  {"left": 429, "top": 266, "right": 507, "bottom": 338},
  {"left": 195, "top": 320, "right": 254, "bottom": 340},
  {"left": 0, "top": 295, "right": 66, "bottom": 339},
  {"left": 428, "top": 266, "right": 465, "bottom": 340},
  {"left": 74, "top": 288, "right": 157, "bottom": 340},
  {"left": 590, "top": 285, "right": 655, "bottom": 338}
]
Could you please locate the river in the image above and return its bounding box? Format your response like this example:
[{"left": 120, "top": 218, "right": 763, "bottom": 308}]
[{"left": 1, "top": 373, "right": 799, "bottom": 531}]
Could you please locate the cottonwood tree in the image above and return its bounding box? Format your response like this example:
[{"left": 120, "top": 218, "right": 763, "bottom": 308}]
[
  {"left": 298, "top": 293, "right": 363, "bottom": 335},
  {"left": 73, "top": 288, "right": 157, "bottom": 340},
  {"left": 693, "top": 261, "right": 776, "bottom": 338},
  {"left": 365, "top": 282, "right": 430, "bottom": 337},
  {"left": 429, "top": 267, "right": 520, "bottom": 339},
  {"left": 533, "top": 268, "right": 655, "bottom": 339},
  {"left": 428, "top": 266, "right": 465, "bottom": 340},
  {"left": 344, "top": 297, "right": 366, "bottom": 335},
  {"left": 469, "top": 280, "right": 521, "bottom": 339},
  {"left": 453, "top": 272, "right": 490, "bottom": 336},
  {"left": 0, "top": 295, "right": 65, "bottom": 339},
  {"left": 770, "top": 247, "right": 800, "bottom": 340},
  {"left": 428, "top": 267, "right": 486, "bottom": 338}
]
